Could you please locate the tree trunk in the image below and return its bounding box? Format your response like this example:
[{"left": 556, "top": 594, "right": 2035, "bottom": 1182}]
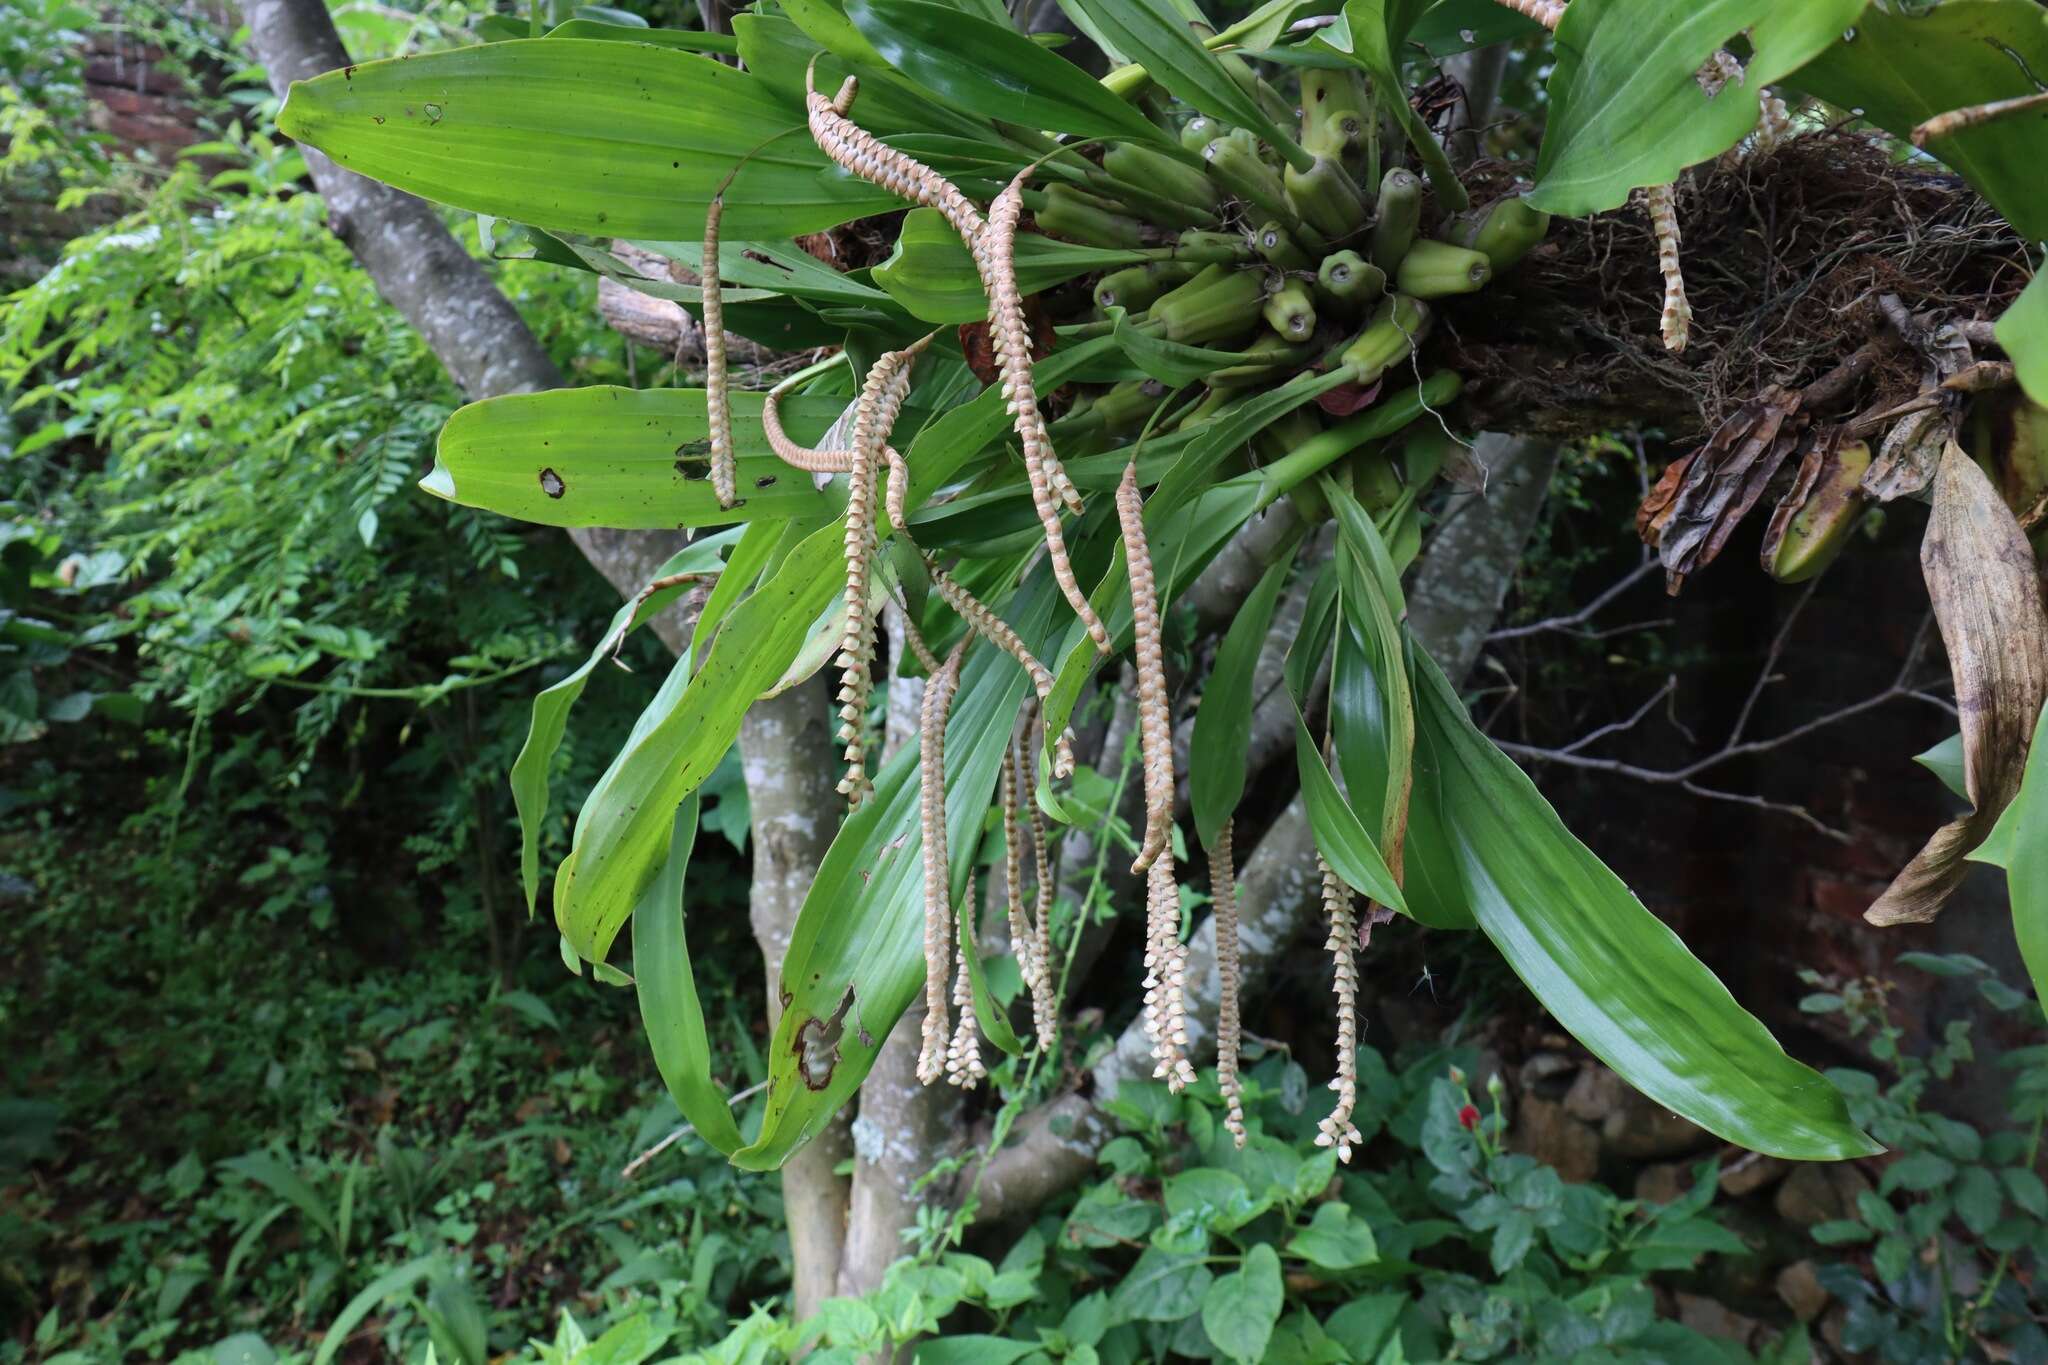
[
  {"left": 239, "top": 0, "right": 697, "bottom": 646},
  {"left": 742, "top": 677, "right": 854, "bottom": 1320}
]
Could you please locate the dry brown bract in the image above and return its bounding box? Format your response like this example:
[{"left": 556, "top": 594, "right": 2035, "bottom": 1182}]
[
  {"left": 1867, "top": 445, "right": 2048, "bottom": 926},
  {"left": 917, "top": 644, "right": 967, "bottom": 1085}
]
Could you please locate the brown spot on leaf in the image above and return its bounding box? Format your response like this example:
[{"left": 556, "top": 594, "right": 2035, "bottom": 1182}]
[{"left": 538, "top": 467, "right": 566, "bottom": 499}]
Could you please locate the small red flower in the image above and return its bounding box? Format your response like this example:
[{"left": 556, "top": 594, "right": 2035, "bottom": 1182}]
[{"left": 1458, "top": 1104, "right": 1481, "bottom": 1131}]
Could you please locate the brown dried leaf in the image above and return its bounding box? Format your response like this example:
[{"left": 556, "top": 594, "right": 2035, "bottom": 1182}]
[
  {"left": 1860, "top": 406, "right": 1952, "bottom": 504},
  {"left": 1867, "top": 443, "right": 2048, "bottom": 926},
  {"left": 1636, "top": 453, "right": 1694, "bottom": 547},
  {"left": 1658, "top": 385, "right": 1808, "bottom": 592},
  {"left": 1758, "top": 427, "right": 1837, "bottom": 569}
]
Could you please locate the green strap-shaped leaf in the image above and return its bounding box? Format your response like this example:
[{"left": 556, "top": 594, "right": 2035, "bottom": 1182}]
[
  {"left": 1792, "top": 0, "right": 2048, "bottom": 241},
  {"left": 733, "top": 581, "right": 1051, "bottom": 1169},
  {"left": 1295, "top": 705, "right": 1408, "bottom": 912},
  {"left": 424, "top": 387, "right": 900, "bottom": 529},
  {"left": 632, "top": 796, "right": 748, "bottom": 1154},
  {"left": 1914, "top": 732, "right": 1969, "bottom": 803},
  {"left": 1190, "top": 542, "right": 1300, "bottom": 850},
  {"left": 1526, "top": 0, "right": 1869, "bottom": 217},
  {"left": 1325, "top": 481, "right": 1414, "bottom": 878},
  {"left": 1967, "top": 701, "right": 2048, "bottom": 1008},
  {"left": 1997, "top": 271, "right": 2048, "bottom": 410},
  {"left": 542, "top": 18, "right": 741, "bottom": 51},
  {"left": 1107, "top": 305, "right": 1254, "bottom": 387},
  {"left": 276, "top": 40, "right": 898, "bottom": 240},
  {"left": 1055, "top": 0, "right": 1309, "bottom": 170},
  {"left": 847, "top": 0, "right": 1174, "bottom": 147},
  {"left": 1412, "top": 647, "right": 1879, "bottom": 1159},
  {"left": 510, "top": 529, "right": 741, "bottom": 912},
  {"left": 962, "top": 889, "right": 1027, "bottom": 1056},
  {"left": 733, "top": 12, "right": 1002, "bottom": 145},
  {"left": 1335, "top": 613, "right": 1472, "bottom": 930},
  {"left": 873, "top": 208, "right": 1150, "bottom": 323}
]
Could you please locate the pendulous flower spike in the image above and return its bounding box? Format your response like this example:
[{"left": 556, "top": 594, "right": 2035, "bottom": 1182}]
[{"left": 1118, "top": 462, "right": 1175, "bottom": 875}]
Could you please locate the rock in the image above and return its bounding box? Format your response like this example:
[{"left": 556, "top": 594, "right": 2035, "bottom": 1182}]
[
  {"left": 1564, "top": 1063, "right": 1714, "bottom": 1159},
  {"left": 1774, "top": 1161, "right": 1872, "bottom": 1229},
  {"left": 1674, "top": 1292, "right": 1763, "bottom": 1349},
  {"left": 1635, "top": 1162, "right": 1692, "bottom": 1205},
  {"left": 1776, "top": 1260, "right": 1829, "bottom": 1322},
  {"left": 1720, "top": 1151, "right": 1792, "bottom": 1198},
  {"left": 1511, "top": 1095, "right": 1600, "bottom": 1184},
  {"left": 1519, "top": 1051, "right": 1578, "bottom": 1100}
]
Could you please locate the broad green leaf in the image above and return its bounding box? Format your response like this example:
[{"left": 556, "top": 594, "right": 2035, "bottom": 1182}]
[
  {"left": 556, "top": 529, "right": 842, "bottom": 964},
  {"left": 276, "top": 40, "right": 897, "bottom": 240},
  {"left": 1055, "top": 0, "right": 1309, "bottom": 170},
  {"left": 1967, "top": 700, "right": 2048, "bottom": 1008},
  {"left": 1202, "top": 1245, "right": 1283, "bottom": 1364},
  {"left": 1792, "top": 0, "right": 2048, "bottom": 239},
  {"left": 733, "top": 12, "right": 1000, "bottom": 144},
  {"left": 1914, "top": 732, "right": 1968, "bottom": 801},
  {"left": 631, "top": 235, "right": 898, "bottom": 309},
  {"left": 847, "top": 0, "right": 1173, "bottom": 147},
  {"left": 1528, "top": 0, "right": 1869, "bottom": 217},
  {"left": 1286, "top": 1200, "right": 1379, "bottom": 1270},
  {"left": 961, "top": 888, "right": 1027, "bottom": 1056},
  {"left": 732, "top": 578, "right": 1052, "bottom": 1169},
  {"left": 1337, "top": 613, "right": 1471, "bottom": 930},
  {"left": 1314, "top": 0, "right": 1466, "bottom": 210},
  {"left": 1412, "top": 648, "right": 1879, "bottom": 1159},
  {"left": 1998, "top": 271, "right": 2048, "bottom": 410},
  {"left": 313, "top": 1258, "right": 443, "bottom": 1365},
  {"left": 510, "top": 530, "right": 741, "bottom": 911},
  {"left": 1295, "top": 706, "right": 1407, "bottom": 912},
  {"left": 1409, "top": 0, "right": 1543, "bottom": 55},
  {"left": 219, "top": 1152, "right": 338, "bottom": 1254},
  {"left": 1326, "top": 481, "right": 1414, "bottom": 877},
  {"left": 910, "top": 1338, "right": 1038, "bottom": 1365},
  {"left": 633, "top": 797, "right": 747, "bottom": 1154},
  {"left": 425, "top": 387, "right": 893, "bottom": 529},
  {"left": 1107, "top": 1248, "right": 1213, "bottom": 1323},
  {"left": 873, "top": 208, "right": 1149, "bottom": 323},
  {"left": 542, "top": 17, "right": 739, "bottom": 51},
  {"left": 1190, "top": 543, "right": 1300, "bottom": 850},
  {"left": 1107, "top": 304, "right": 1253, "bottom": 386}
]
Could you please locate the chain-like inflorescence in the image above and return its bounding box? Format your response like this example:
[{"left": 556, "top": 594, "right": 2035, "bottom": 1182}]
[
  {"left": 1314, "top": 853, "right": 1363, "bottom": 1162},
  {"left": 1142, "top": 854, "right": 1197, "bottom": 1092},
  {"left": 1025, "top": 712, "right": 1060, "bottom": 1053},
  {"left": 917, "top": 643, "right": 967, "bottom": 1085},
  {"left": 702, "top": 195, "right": 739, "bottom": 509},
  {"left": 984, "top": 170, "right": 1109, "bottom": 652},
  {"left": 835, "top": 336, "right": 934, "bottom": 805},
  {"left": 1644, "top": 182, "right": 1691, "bottom": 354},
  {"left": 1118, "top": 463, "right": 1175, "bottom": 874},
  {"left": 1001, "top": 735, "right": 1060, "bottom": 1051},
  {"left": 923, "top": 553, "right": 1077, "bottom": 778},
  {"left": 761, "top": 373, "right": 857, "bottom": 474},
  {"left": 1212, "top": 819, "right": 1247, "bottom": 1148},
  {"left": 946, "top": 881, "right": 987, "bottom": 1087},
  {"left": 805, "top": 61, "right": 986, "bottom": 246},
  {"left": 1494, "top": 0, "right": 1564, "bottom": 26}
]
